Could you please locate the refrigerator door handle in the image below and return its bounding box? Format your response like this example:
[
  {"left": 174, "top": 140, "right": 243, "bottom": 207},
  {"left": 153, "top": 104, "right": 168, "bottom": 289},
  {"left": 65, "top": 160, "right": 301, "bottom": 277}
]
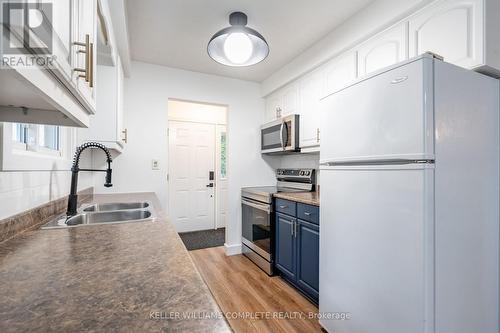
[
  {"left": 390, "top": 76, "right": 408, "bottom": 84},
  {"left": 320, "top": 159, "right": 435, "bottom": 167}
]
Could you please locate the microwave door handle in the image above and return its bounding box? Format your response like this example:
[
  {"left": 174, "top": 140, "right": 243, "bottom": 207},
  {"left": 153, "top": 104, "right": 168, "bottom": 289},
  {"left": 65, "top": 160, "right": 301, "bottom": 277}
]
[
  {"left": 279, "top": 122, "right": 284, "bottom": 150},
  {"left": 280, "top": 122, "right": 289, "bottom": 150}
]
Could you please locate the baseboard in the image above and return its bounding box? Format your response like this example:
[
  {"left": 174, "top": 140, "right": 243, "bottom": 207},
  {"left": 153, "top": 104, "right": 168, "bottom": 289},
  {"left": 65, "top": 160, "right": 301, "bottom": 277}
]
[{"left": 224, "top": 242, "right": 242, "bottom": 256}]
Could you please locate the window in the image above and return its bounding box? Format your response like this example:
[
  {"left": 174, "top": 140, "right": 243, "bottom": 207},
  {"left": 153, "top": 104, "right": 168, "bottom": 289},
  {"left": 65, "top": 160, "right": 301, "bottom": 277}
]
[
  {"left": 1, "top": 122, "right": 71, "bottom": 171},
  {"left": 12, "top": 123, "right": 61, "bottom": 155},
  {"left": 220, "top": 131, "right": 227, "bottom": 179}
]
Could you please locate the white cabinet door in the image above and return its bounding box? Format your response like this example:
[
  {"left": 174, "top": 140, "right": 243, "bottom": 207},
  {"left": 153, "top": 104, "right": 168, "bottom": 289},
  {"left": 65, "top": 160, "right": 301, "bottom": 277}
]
[
  {"left": 49, "top": 1, "right": 77, "bottom": 81},
  {"left": 74, "top": 0, "right": 97, "bottom": 111},
  {"left": 298, "top": 72, "right": 321, "bottom": 149},
  {"left": 409, "top": 0, "right": 484, "bottom": 69},
  {"left": 79, "top": 54, "right": 125, "bottom": 149},
  {"left": 265, "top": 83, "right": 298, "bottom": 121},
  {"left": 116, "top": 56, "right": 125, "bottom": 145},
  {"left": 321, "top": 51, "right": 358, "bottom": 98},
  {"left": 265, "top": 92, "right": 281, "bottom": 121},
  {"left": 281, "top": 84, "right": 298, "bottom": 116},
  {"left": 357, "top": 23, "right": 408, "bottom": 77}
]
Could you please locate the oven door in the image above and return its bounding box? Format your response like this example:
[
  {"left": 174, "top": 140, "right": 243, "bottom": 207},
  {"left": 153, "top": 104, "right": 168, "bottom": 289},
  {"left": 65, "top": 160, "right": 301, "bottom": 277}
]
[{"left": 242, "top": 197, "right": 272, "bottom": 260}]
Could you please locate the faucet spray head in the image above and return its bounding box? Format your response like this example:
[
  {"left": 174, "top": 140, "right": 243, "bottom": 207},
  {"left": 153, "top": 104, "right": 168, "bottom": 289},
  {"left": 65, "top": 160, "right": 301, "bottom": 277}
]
[{"left": 104, "top": 168, "right": 113, "bottom": 187}]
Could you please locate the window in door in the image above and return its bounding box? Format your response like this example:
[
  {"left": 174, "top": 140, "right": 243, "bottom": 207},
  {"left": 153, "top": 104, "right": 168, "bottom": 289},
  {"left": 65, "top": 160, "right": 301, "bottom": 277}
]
[{"left": 220, "top": 131, "right": 227, "bottom": 179}]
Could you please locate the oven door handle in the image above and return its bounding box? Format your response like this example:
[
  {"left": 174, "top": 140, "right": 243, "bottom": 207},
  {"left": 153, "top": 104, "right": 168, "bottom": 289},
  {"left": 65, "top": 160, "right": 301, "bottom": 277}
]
[{"left": 242, "top": 198, "right": 271, "bottom": 213}]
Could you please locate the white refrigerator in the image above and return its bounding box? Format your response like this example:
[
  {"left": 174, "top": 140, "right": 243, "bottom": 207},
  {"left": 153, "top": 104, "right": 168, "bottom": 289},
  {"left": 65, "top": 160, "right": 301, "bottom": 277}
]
[{"left": 319, "top": 54, "right": 499, "bottom": 333}]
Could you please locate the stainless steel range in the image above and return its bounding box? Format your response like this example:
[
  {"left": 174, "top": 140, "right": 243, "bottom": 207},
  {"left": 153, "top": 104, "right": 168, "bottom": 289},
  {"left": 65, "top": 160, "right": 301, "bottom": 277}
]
[{"left": 241, "top": 168, "right": 316, "bottom": 275}]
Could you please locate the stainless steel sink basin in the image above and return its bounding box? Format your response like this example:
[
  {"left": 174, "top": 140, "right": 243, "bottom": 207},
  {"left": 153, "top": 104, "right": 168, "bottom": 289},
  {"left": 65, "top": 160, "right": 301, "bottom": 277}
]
[
  {"left": 66, "top": 210, "right": 152, "bottom": 226},
  {"left": 82, "top": 202, "right": 150, "bottom": 212},
  {"left": 41, "top": 202, "right": 156, "bottom": 229}
]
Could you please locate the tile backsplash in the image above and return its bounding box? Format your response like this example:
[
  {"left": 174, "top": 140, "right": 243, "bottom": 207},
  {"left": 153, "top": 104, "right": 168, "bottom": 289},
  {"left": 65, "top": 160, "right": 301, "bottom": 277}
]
[{"left": 0, "top": 171, "right": 93, "bottom": 220}]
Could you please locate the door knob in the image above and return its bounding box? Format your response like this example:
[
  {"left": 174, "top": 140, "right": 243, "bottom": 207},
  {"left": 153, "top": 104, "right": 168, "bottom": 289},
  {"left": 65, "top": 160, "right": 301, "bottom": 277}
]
[{"left": 206, "top": 183, "right": 214, "bottom": 188}]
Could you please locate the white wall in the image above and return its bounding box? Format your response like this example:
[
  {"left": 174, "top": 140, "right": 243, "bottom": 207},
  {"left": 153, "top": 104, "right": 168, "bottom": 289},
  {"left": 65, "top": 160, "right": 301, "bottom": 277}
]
[
  {"left": 93, "top": 61, "right": 276, "bottom": 253},
  {"left": 262, "top": 0, "right": 435, "bottom": 95}
]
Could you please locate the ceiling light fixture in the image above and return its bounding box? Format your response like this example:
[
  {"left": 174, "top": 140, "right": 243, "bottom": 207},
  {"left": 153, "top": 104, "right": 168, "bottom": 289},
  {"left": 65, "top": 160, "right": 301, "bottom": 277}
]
[{"left": 207, "top": 12, "right": 269, "bottom": 67}]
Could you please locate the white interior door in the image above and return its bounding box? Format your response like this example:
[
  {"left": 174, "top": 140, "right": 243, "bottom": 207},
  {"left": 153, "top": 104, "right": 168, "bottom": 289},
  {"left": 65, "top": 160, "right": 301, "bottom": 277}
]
[
  {"left": 319, "top": 164, "right": 434, "bottom": 333},
  {"left": 168, "top": 121, "right": 216, "bottom": 232}
]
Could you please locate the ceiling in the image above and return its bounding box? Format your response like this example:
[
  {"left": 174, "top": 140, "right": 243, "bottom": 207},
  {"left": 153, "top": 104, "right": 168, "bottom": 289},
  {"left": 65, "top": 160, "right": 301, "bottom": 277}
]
[{"left": 126, "top": 0, "right": 374, "bottom": 82}]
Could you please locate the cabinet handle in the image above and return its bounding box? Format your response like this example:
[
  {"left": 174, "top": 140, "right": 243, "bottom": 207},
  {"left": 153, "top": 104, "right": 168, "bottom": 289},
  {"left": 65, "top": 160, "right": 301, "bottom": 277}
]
[
  {"left": 279, "top": 205, "right": 288, "bottom": 209},
  {"left": 276, "top": 107, "right": 282, "bottom": 119},
  {"left": 121, "top": 129, "right": 128, "bottom": 143},
  {"left": 304, "top": 212, "right": 311, "bottom": 216},
  {"left": 316, "top": 128, "right": 320, "bottom": 143},
  {"left": 290, "top": 221, "right": 294, "bottom": 236},
  {"left": 294, "top": 221, "right": 298, "bottom": 238},
  {"left": 74, "top": 34, "right": 93, "bottom": 87},
  {"left": 89, "top": 42, "right": 94, "bottom": 88}
]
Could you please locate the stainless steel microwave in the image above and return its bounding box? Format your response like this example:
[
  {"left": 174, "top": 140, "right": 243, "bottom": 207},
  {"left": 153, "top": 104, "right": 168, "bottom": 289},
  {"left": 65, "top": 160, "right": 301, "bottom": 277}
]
[{"left": 261, "top": 114, "right": 300, "bottom": 154}]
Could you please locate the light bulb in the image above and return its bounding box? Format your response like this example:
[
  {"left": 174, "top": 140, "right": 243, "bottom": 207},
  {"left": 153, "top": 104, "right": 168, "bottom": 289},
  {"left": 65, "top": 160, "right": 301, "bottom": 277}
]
[{"left": 223, "top": 33, "right": 253, "bottom": 64}]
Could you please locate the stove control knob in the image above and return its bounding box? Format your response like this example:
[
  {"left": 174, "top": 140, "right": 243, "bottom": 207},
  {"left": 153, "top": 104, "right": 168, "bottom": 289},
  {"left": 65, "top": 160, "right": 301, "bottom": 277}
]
[
  {"left": 306, "top": 171, "right": 310, "bottom": 176},
  {"left": 299, "top": 171, "right": 304, "bottom": 176}
]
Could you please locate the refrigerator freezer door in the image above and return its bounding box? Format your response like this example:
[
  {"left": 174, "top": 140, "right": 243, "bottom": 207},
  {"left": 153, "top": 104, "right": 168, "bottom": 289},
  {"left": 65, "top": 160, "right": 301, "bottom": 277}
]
[
  {"left": 319, "top": 164, "right": 434, "bottom": 333},
  {"left": 320, "top": 57, "right": 434, "bottom": 164}
]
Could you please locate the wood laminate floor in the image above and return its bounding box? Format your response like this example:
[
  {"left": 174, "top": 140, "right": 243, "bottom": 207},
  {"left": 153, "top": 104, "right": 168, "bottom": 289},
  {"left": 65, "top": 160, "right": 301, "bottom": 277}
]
[{"left": 190, "top": 246, "right": 323, "bottom": 333}]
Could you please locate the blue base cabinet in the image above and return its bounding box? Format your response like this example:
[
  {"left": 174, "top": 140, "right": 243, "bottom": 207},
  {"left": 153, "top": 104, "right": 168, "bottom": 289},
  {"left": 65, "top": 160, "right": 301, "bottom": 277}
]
[
  {"left": 275, "top": 213, "right": 296, "bottom": 280},
  {"left": 296, "top": 220, "right": 319, "bottom": 300},
  {"left": 275, "top": 198, "right": 319, "bottom": 303}
]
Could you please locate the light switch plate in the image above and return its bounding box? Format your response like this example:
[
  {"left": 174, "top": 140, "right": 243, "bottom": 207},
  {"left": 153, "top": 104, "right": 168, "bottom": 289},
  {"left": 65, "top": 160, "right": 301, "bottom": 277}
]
[{"left": 152, "top": 159, "right": 160, "bottom": 170}]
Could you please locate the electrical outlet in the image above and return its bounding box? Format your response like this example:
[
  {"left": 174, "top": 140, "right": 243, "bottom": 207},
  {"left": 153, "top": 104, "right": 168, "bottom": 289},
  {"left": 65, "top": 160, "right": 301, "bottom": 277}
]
[{"left": 152, "top": 159, "right": 160, "bottom": 170}]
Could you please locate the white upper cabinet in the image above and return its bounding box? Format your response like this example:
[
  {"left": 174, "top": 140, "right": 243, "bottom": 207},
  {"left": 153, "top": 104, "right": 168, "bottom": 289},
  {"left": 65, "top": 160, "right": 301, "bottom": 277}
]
[
  {"left": 264, "top": 84, "right": 299, "bottom": 121},
  {"left": 281, "top": 84, "right": 299, "bottom": 117},
  {"left": 265, "top": 92, "right": 282, "bottom": 121},
  {"left": 0, "top": 0, "right": 97, "bottom": 127},
  {"left": 50, "top": 0, "right": 75, "bottom": 81},
  {"left": 74, "top": 0, "right": 97, "bottom": 111},
  {"left": 298, "top": 71, "right": 322, "bottom": 150},
  {"left": 409, "top": 0, "right": 483, "bottom": 69},
  {"left": 78, "top": 0, "right": 126, "bottom": 151},
  {"left": 357, "top": 23, "right": 409, "bottom": 77},
  {"left": 262, "top": 0, "right": 500, "bottom": 155},
  {"left": 321, "top": 51, "right": 358, "bottom": 98},
  {"left": 79, "top": 56, "right": 125, "bottom": 152}
]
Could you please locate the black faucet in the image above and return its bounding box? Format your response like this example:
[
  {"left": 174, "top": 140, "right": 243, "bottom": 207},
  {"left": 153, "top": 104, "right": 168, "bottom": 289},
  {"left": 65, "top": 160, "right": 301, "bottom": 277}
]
[{"left": 66, "top": 142, "right": 113, "bottom": 218}]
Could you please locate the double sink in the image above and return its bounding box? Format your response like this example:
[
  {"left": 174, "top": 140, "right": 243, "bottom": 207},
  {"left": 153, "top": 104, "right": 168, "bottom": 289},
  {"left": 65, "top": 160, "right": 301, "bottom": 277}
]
[{"left": 42, "top": 201, "right": 156, "bottom": 229}]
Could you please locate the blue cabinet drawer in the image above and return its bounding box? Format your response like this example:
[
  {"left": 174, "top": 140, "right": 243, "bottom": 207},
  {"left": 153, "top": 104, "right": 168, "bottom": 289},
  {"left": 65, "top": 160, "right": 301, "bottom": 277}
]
[
  {"left": 275, "top": 199, "right": 296, "bottom": 216},
  {"left": 297, "top": 203, "right": 319, "bottom": 225}
]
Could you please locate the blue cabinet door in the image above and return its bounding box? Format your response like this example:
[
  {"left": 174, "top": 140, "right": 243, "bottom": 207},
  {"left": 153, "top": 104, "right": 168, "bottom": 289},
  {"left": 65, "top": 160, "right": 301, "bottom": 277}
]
[
  {"left": 275, "top": 213, "right": 296, "bottom": 280},
  {"left": 296, "top": 219, "right": 320, "bottom": 301}
]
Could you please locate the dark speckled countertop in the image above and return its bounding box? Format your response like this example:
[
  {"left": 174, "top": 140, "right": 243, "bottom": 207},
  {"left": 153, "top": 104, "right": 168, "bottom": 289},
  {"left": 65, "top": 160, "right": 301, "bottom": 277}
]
[
  {"left": 0, "top": 193, "right": 230, "bottom": 333},
  {"left": 273, "top": 191, "right": 320, "bottom": 206}
]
